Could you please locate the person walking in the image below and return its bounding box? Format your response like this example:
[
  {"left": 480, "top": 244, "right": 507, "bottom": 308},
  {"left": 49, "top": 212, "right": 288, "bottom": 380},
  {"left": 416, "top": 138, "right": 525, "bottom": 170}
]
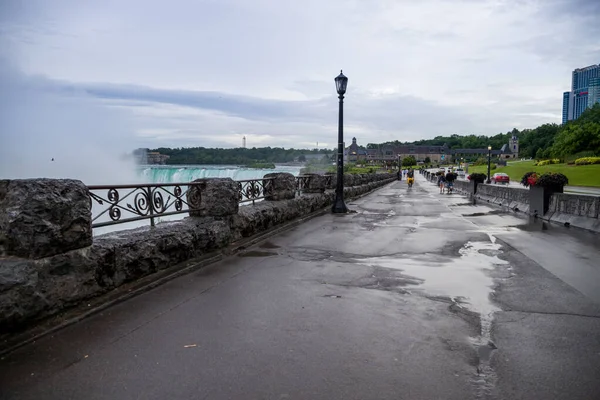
[{"left": 437, "top": 173, "right": 446, "bottom": 194}]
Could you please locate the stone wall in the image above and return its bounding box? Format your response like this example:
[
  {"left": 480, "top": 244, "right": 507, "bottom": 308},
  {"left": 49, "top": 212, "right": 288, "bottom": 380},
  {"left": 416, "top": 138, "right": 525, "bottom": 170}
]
[
  {"left": 546, "top": 193, "right": 600, "bottom": 232},
  {"left": 0, "top": 172, "right": 396, "bottom": 334},
  {"left": 423, "top": 171, "right": 599, "bottom": 231},
  {"left": 474, "top": 184, "right": 530, "bottom": 213}
]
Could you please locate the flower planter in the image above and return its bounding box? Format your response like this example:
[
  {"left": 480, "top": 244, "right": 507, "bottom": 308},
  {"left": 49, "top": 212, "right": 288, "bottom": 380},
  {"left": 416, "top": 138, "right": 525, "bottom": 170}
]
[{"left": 530, "top": 185, "right": 564, "bottom": 216}]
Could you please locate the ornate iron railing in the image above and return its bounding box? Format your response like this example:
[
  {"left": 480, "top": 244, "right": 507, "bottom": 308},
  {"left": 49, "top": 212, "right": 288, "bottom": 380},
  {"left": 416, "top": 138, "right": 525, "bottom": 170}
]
[
  {"left": 88, "top": 175, "right": 332, "bottom": 228},
  {"left": 295, "top": 175, "right": 311, "bottom": 193},
  {"left": 88, "top": 183, "right": 202, "bottom": 228},
  {"left": 237, "top": 178, "right": 275, "bottom": 204}
]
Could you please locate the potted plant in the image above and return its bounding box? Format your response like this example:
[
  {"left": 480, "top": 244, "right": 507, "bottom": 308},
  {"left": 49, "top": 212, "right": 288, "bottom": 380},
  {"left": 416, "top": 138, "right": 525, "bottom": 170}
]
[
  {"left": 535, "top": 172, "right": 568, "bottom": 190},
  {"left": 524, "top": 172, "right": 568, "bottom": 216},
  {"left": 467, "top": 172, "right": 486, "bottom": 194},
  {"left": 468, "top": 173, "right": 487, "bottom": 184},
  {"left": 520, "top": 171, "right": 537, "bottom": 188}
]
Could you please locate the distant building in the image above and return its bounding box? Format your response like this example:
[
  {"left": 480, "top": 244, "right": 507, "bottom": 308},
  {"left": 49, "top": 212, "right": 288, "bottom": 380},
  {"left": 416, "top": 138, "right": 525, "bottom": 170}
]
[
  {"left": 454, "top": 134, "right": 519, "bottom": 160},
  {"left": 147, "top": 152, "right": 170, "bottom": 165},
  {"left": 562, "top": 64, "right": 600, "bottom": 122},
  {"left": 588, "top": 77, "right": 600, "bottom": 109},
  {"left": 562, "top": 91, "right": 573, "bottom": 124},
  {"left": 344, "top": 137, "right": 368, "bottom": 163},
  {"left": 349, "top": 135, "right": 519, "bottom": 165},
  {"left": 394, "top": 144, "right": 450, "bottom": 164},
  {"left": 133, "top": 148, "right": 170, "bottom": 165}
]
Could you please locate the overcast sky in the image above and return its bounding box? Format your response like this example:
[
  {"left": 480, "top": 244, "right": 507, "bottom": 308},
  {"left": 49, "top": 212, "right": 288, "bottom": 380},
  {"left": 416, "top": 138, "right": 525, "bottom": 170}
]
[{"left": 1, "top": 0, "right": 599, "bottom": 154}]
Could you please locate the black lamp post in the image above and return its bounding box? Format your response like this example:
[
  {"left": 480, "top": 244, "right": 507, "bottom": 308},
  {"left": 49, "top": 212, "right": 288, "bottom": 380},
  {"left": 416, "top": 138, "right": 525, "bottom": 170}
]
[
  {"left": 332, "top": 70, "right": 349, "bottom": 213},
  {"left": 397, "top": 154, "right": 402, "bottom": 180},
  {"left": 486, "top": 145, "right": 492, "bottom": 184}
]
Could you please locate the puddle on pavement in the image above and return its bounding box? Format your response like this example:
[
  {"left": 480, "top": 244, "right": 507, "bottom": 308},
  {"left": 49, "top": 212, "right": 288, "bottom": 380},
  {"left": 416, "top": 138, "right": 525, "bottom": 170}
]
[
  {"left": 238, "top": 250, "right": 277, "bottom": 257},
  {"left": 356, "top": 240, "right": 506, "bottom": 315},
  {"left": 462, "top": 210, "right": 505, "bottom": 217},
  {"left": 356, "top": 238, "right": 507, "bottom": 396}
]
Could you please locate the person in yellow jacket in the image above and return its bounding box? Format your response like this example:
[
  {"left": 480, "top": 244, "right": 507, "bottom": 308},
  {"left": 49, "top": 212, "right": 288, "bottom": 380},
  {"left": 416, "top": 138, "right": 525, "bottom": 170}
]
[{"left": 407, "top": 168, "right": 415, "bottom": 187}]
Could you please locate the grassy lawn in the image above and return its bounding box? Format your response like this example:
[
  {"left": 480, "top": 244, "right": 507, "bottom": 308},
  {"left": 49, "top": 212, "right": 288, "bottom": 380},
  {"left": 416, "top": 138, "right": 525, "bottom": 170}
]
[{"left": 466, "top": 161, "right": 600, "bottom": 187}]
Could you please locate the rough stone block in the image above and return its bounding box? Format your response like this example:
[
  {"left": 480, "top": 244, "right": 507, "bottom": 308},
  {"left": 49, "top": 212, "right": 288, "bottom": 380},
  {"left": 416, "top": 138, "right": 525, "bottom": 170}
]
[
  {"left": 0, "top": 179, "right": 92, "bottom": 259},
  {"left": 264, "top": 173, "right": 296, "bottom": 201},
  {"left": 303, "top": 174, "right": 326, "bottom": 194},
  {"left": 344, "top": 173, "right": 355, "bottom": 187},
  {"left": 187, "top": 178, "right": 239, "bottom": 217}
]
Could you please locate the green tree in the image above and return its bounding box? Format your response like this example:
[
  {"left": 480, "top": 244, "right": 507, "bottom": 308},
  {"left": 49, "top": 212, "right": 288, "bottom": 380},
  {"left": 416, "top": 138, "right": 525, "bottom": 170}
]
[
  {"left": 402, "top": 156, "right": 416, "bottom": 167},
  {"left": 424, "top": 156, "right": 431, "bottom": 164},
  {"left": 551, "top": 122, "right": 600, "bottom": 158},
  {"left": 298, "top": 154, "right": 306, "bottom": 162},
  {"left": 535, "top": 148, "right": 544, "bottom": 160}
]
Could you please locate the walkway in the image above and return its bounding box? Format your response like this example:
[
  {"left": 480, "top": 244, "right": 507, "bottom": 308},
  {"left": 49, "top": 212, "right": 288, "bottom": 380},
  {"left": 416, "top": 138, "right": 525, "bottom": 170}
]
[{"left": 1, "top": 175, "right": 600, "bottom": 400}]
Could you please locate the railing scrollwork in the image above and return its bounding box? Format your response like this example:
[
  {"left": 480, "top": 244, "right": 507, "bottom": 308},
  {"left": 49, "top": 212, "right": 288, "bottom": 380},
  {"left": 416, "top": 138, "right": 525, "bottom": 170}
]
[
  {"left": 88, "top": 174, "right": 332, "bottom": 229},
  {"left": 88, "top": 183, "right": 202, "bottom": 228},
  {"left": 237, "top": 178, "right": 275, "bottom": 204},
  {"left": 295, "top": 175, "right": 311, "bottom": 193}
]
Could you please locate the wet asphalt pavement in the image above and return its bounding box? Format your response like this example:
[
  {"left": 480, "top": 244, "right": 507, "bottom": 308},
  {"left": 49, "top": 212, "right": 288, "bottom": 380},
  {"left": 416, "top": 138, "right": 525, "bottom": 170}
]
[{"left": 1, "top": 175, "right": 600, "bottom": 400}]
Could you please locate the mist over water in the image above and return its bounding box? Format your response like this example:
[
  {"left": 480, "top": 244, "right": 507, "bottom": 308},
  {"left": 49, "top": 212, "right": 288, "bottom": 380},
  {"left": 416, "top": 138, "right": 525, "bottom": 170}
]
[{"left": 0, "top": 59, "right": 140, "bottom": 185}]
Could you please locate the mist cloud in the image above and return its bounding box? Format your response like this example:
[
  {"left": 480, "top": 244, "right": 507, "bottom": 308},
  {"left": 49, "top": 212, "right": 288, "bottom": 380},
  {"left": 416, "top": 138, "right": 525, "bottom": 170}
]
[{"left": 0, "top": 59, "right": 141, "bottom": 184}]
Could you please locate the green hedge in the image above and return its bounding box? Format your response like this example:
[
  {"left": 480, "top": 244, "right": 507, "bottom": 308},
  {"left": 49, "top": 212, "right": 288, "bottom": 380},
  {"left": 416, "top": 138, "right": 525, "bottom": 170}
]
[
  {"left": 574, "top": 157, "right": 600, "bottom": 165},
  {"left": 535, "top": 159, "right": 561, "bottom": 166}
]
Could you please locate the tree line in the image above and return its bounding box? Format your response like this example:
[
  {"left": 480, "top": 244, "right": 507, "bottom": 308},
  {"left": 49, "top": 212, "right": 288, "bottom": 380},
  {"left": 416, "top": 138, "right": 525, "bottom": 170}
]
[{"left": 369, "top": 103, "right": 600, "bottom": 160}]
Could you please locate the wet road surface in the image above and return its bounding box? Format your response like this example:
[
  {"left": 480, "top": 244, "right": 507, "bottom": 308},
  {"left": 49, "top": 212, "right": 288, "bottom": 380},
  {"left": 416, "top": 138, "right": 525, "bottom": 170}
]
[{"left": 1, "top": 175, "right": 600, "bottom": 400}]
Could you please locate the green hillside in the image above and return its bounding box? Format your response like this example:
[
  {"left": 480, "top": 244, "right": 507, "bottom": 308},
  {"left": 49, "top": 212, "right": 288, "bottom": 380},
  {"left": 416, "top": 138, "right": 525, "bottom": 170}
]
[{"left": 467, "top": 161, "right": 600, "bottom": 187}]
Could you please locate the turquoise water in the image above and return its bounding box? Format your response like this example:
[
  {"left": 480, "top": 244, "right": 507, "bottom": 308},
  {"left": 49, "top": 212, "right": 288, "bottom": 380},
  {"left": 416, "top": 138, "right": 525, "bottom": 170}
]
[{"left": 139, "top": 165, "right": 303, "bottom": 183}]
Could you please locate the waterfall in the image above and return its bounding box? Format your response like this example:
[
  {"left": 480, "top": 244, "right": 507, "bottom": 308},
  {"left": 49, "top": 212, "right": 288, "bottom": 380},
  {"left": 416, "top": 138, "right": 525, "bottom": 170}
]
[{"left": 138, "top": 165, "right": 303, "bottom": 183}]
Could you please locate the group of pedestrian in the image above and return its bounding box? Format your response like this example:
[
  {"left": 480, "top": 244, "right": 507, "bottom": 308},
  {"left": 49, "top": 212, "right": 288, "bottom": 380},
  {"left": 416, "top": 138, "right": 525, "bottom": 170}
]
[
  {"left": 437, "top": 170, "right": 457, "bottom": 194},
  {"left": 397, "top": 168, "right": 415, "bottom": 182}
]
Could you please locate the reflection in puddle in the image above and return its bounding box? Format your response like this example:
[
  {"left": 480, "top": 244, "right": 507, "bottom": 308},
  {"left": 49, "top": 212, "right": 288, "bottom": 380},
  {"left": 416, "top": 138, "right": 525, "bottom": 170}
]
[
  {"left": 356, "top": 238, "right": 509, "bottom": 395},
  {"left": 356, "top": 240, "right": 505, "bottom": 316}
]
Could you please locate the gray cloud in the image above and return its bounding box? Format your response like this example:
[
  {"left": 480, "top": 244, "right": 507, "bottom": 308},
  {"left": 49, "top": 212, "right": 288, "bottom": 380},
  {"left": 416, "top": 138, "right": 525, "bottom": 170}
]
[
  {"left": 64, "top": 80, "right": 476, "bottom": 139},
  {"left": 1, "top": 0, "right": 596, "bottom": 155}
]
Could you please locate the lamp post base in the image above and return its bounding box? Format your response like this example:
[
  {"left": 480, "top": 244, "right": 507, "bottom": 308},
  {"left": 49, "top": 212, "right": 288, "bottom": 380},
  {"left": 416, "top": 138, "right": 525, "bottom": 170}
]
[{"left": 331, "top": 195, "right": 348, "bottom": 213}]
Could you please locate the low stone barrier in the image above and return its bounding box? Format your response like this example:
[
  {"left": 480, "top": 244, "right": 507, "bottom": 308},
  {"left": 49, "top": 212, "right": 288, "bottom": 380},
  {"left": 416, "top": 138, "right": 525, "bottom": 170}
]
[
  {"left": 0, "top": 172, "right": 396, "bottom": 334},
  {"left": 474, "top": 184, "right": 530, "bottom": 213},
  {"left": 546, "top": 193, "right": 600, "bottom": 232},
  {"left": 423, "top": 173, "right": 599, "bottom": 232}
]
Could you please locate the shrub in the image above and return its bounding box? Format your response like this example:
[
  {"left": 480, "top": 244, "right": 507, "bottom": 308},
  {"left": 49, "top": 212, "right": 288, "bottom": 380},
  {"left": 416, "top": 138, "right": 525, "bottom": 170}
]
[
  {"left": 535, "top": 172, "right": 569, "bottom": 188},
  {"left": 535, "top": 159, "right": 561, "bottom": 166},
  {"left": 574, "top": 157, "right": 600, "bottom": 165},
  {"left": 469, "top": 173, "right": 487, "bottom": 183},
  {"left": 491, "top": 164, "right": 497, "bottom": 170},
  {"left": 566, "top": 151, "right": 597, "bottom": 163},
  {"left": 521, "top": 172, "right": 537, "bottom": 188}
]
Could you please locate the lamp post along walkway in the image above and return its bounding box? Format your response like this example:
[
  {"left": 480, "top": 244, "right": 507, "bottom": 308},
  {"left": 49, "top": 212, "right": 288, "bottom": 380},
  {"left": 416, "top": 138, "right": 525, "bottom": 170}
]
[
  {"left": 486, "top": 145, "right": 492, "bottom": 184},
  {"left": 332, "top": 70, "right": 349, "bottom": 213}
]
